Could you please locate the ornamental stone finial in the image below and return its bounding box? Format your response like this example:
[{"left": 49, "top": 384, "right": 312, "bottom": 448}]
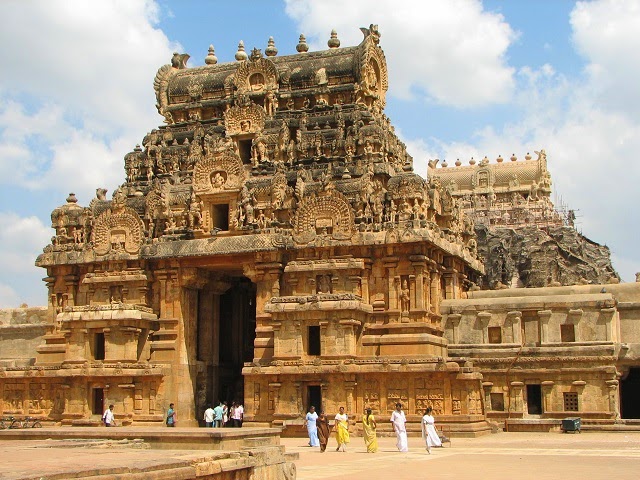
[
  {"left": 265, "top": 36, "right": 278, "bottom": 56},
  {"left": 235, "top": 40, "right": 248, "bottom": 61},
  {"left": 328, "top": 29, "right": 340, "bottom": 48},
  {"left": 296, "top": 34, "right": 309, "bottom": 53},
  {"left": 205, "top": 44, "right": 218, "bottom": 65}
]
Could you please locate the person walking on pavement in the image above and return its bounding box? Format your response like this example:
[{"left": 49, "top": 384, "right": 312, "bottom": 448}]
[
  {"left": 102, "top": 404, "right": 116, "bottom": 427},
  {"left": 390, "top": 403, "right": 409, "bottom": 452},
  {"left": 166, "top": 403, "right": 177, "bottom": 427}
]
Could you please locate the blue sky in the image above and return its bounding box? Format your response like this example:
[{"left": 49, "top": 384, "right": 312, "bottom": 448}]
[{"left": 1, "top": 0, "right": 639, "bottom": 307}]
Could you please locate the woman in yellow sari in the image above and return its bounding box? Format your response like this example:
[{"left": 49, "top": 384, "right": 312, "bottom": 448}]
[
  {"left": 334, "top": 406, "right": 350, "bottom": 452},
  {"left": 362, "top": 408, "right": 378, "bottom": 453}
]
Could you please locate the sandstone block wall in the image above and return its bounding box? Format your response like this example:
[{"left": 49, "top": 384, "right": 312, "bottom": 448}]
[{"left": 0, "top": 307, "right": 49, "bottom": 367}]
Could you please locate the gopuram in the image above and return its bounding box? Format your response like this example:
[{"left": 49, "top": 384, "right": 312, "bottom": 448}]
[
  {"left": 1, "top": 24, "right": 639, "bottom": 434},
  {"left": 428, "top": 152, "right": 619, "bottom": 289}
]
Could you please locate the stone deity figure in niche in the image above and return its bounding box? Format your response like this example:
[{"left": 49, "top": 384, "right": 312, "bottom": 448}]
[
  {"left": 317, "top": 274, "right": 332, "bottom": 294},
  {"left": 212, "top": 172, "right": 226, "bottom": 189},
  {"left": 252, "top": 137, "right": 269, "bottom": 166},
  {"left": 400, "top": 279, "right": 410, "bottom": 313},
  {"left": 188, "top": 193, "right": 203, "bottom": 229}
]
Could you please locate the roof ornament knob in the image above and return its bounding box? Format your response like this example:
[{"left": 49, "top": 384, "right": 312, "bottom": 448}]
[
  {"left": 469, "top": 157, "right": 476, "bottom": 165},
  {"left": 455, "top": 158, "right": 461, "bottom": 166},
  {"left": 497, "top": 154, "right": 504, "bottom": 163},
  {"left": 296, "top": 34, "right": 309, "bottom": 53},
  {"left": 525, "top": 152, "right": 532, "bottom": 161},
  {"left": 510, "top": 153, "right": 517, "bottom": 162},
  {"left": 328, "top": 29, "right": 340, "bottom": 48},
  {"left": 265, "top": 36, "right": 278, "bottom": 57},
  {"left": 205, "top": 44, "right": 218, "bottom": 65},
  {"left": 235, "top": 40, "right": 248, "bottom": 61}
]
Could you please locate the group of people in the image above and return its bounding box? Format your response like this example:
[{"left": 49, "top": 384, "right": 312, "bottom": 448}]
[
  {"left": 304, "top": 403, "right": 442, "bottom": 454},
  {"left": 203, "top": 401, "right": 244, "bottom": 428}
]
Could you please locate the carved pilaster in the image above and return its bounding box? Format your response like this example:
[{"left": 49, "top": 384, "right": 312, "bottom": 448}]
[
  {"left": 448, "top": 313, "right": 462, "bottom": 344},
  {"left": 477, "top": 311, "right": 492, "bottom": 344},
  {"left": 541, "top": 380, "right": 554, "bottom": 413},
  {"left": 605, "top": 379, "right": 620, "bottom": 420},
  {"left": 482, "top": 381, "right": 493, "bottom": 411},
  {"left": 537, "top": 310, "right": 552, "bottom": 344},
  {"left": 506, "top": 310, "right": 522, "bottom": 344}
]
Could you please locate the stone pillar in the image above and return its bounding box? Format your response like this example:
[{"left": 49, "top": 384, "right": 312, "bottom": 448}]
[
  {"left": 537, "top": 310, "right": 552, "bottom": 344},
  {"left": 294, "top": 382, "right": 303, "bottom": 416},
  {"left": 63, "top": 274, "right": 79, "bottom": 307},
  {"left": 430, "top": 267, "right": 442, "bottom": 313},
  {"left": 477, "top": 311, "right": 492, "bottom": 344},
  {"left": 269, "top": 382, "right": 282, "bottom": 416},
  {"left": 507, "top": 311, "right": 522, "bottom": 344},
  {"left": 320, "top": 382, "right": 329, "bottom": 414},
  {"left": 600, "top": 307, "right": 617, "bottom": 342},
  {"left": 410, "top": 255, "right": 427, "bottom": 311},
  {"left": 482, "top": 382, "right": 493, "bottom": 411},
  {"left": 345, "top": 380, "right": 356, "bottom": 416},
  {"left": 384, "top": 257, "right": 399, "bottom": 311},
  {"left": 605, "top": 379, "right": 620, "bottom": 420},
  {"left": 510, "top": 381, "right": 524, "bottom": 413},
  {"left": 541, "top": 381, "right": 554, "bottom": 413},
  {"left": 448, "top": 313, "right": 462, "bottom": 344}
]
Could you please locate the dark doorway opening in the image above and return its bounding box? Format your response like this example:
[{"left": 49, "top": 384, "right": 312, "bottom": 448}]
[
  {"left": 527, "top": 384, "right": 542, "bottom": 415},
  {"left": 92, "top": 388, "right": 104, "bottom": 415},
  {"left": 308, "top": 326, "right": 321, "bottom": 355},
  {"left": 307, "top": 385, "right": 322, "bottom": 413},
  {"left": 621, "top": 368, "right": 640, "bottom": 419},
  {"left": 94, "top": 332, "right": 105, "bottom": 361},
  {"left": 218, "top": 277, "right": 256, "bottom": 405}
]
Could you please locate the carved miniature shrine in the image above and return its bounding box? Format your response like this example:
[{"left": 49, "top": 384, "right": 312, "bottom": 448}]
[{"left": 0, "top": 25, "right": 484, "bottom": 432}]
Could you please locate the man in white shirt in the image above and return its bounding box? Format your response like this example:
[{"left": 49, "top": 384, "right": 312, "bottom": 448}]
[
  {"left": 204, "top": 404, "right": 215, "bottom": 427},
  {"left": 102, "top": 404, "right": 116, "bottom": 427},
  {"left": 390, "top": 403, "right": 408, "bottom": 452},
  {"left": 232, "top": 402, "right": 244, "bottom": 427}
]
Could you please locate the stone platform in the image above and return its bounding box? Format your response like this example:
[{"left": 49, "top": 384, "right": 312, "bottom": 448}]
[
  {"left": 0, "top": 426, "right": 282, "bottom": 450},
  {"left": 0, "top": 427, "right": 297, "bottom": 479}
]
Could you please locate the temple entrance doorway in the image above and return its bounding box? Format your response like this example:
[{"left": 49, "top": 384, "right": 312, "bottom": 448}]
[
  {"left": 218, "top": 277, "right": 256, "bottom": 404},
  {"left": 621, "top": 368, "right": 640, "bottom": 419},
  {"left": 196, "top": 275, "right": 256, "bottom": 420},
  {"left": 526, "top": 384, "right": 542, "bottom": 415},
  {"left": 307, "top": 385, "right": 322, "bottom": 413}
]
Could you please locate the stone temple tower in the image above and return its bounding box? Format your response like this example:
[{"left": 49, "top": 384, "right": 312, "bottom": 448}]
[{"left": 26, "top": 25, "right": 489, "bottom": 434}]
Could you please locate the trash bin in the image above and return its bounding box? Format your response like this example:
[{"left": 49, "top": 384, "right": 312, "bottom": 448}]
[{"left": 562, "top": 417, "right": 581, "bottom": 433}]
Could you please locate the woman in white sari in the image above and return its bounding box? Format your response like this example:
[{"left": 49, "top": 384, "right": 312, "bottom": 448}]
[{"left": 421, "top": 407, "right": 442, "bottom": 453}]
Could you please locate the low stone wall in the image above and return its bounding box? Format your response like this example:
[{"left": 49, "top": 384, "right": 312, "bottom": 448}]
[{"left": 0, "top": 307, "right": 49, "bottom": 368}]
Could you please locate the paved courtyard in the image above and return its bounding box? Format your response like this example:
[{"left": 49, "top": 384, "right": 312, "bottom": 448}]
[
  {"left": 283, "top": 432, "right": 640, "bottom": 480},
  {"left": 0, "top": 431, "right": 638, "bottom": 479}
]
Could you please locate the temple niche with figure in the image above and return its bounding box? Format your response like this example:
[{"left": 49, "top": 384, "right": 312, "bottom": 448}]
[{"left": 1, "top": 24, "right": 640, "bottom": 435}]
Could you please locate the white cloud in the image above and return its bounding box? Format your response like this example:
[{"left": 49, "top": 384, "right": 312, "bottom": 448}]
[
  {"left": 0, "top": 0, "right": 179, "bottom": 306},
  {"left": 0, "top": 213, "right": 51, "bottom": 308},
  {"left": 404, "top": 0, "right": 640, "bottom": 282},
  {"left": 571, "top": 0, "right": 640, "bottom": 116},
  {"left": 0, "top": 0, "right": 179, "bottom": 195},
  {"left": 284, "top": 0, "right": 516, "bottom": 107},
  {"left": 0, "top": 213, "right": 51, "bottom": 273}
]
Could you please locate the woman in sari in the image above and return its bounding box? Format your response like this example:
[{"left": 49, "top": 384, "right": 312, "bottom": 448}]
[
  {"left": 362, "top": 407, "right": 378, "bottom": 453},
  {"left": 316, "top": 411, "right": 330, "bottom": 452},
  {"left": 303, "top": 405, "right": 320, "bottom": 447},
  {"left": 334, "top": 406, "right": 350, "bottom": 452},
  {"left": 421, "top": 406, "right": 442, "bottom": 454}
]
